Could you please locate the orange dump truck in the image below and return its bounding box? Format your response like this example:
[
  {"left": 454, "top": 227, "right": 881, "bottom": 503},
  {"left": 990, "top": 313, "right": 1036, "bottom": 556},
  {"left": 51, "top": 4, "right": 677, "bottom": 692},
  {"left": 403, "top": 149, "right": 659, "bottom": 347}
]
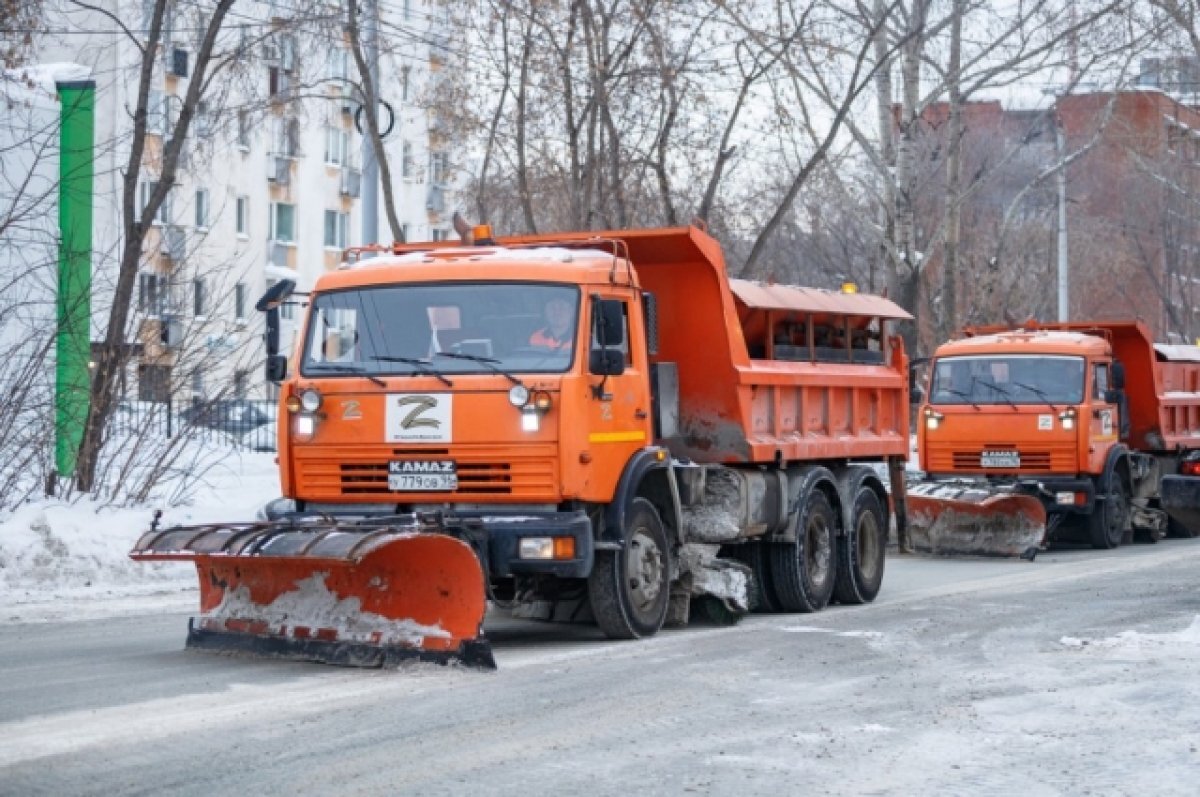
[
  {"left": 909, "top": 320, "right": 1200, "bottom": 557},
  {"left": 132, "top": 224, "right": 912, "bottom": 668}
]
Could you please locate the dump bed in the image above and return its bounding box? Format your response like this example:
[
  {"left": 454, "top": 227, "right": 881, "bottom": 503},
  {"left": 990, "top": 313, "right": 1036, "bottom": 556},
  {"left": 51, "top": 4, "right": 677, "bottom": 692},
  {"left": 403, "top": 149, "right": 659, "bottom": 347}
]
[
  {"left": 964, "top": 321, "right": 1200, "bottom": 452},
  {"left": 467, "top": 225, "right": 912, "bottom": 465}
]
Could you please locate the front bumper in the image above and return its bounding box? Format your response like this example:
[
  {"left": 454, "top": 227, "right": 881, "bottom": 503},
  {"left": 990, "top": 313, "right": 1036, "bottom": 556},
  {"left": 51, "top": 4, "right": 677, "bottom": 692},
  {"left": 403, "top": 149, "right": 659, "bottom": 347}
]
[
  {"left": 262, "top": 499, "right": 594, "bottom": 579},
  {"left": 1016, "top": 478, "right": 1096, "bottom": 516}
]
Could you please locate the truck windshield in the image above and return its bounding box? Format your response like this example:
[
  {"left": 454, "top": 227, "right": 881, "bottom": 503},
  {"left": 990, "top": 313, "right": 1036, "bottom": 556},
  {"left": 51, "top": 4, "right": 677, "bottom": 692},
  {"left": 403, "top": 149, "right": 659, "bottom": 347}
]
[
  {"left": 301, "top": 283, "right": 580, "bottom": 377},
  {"left": 930, "top": 355, "right": 1085, "bottom": 405}
]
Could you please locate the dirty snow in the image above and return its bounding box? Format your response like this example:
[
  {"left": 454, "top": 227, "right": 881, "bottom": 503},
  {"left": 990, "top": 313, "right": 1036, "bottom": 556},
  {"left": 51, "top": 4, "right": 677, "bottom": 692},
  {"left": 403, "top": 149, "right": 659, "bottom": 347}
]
[
  {"left": 0, "top": 452, "right": 281, "bottom": 622},
  {"left": 1059, "top": 615, "right": 1200, "bottom": 658},
  {"left": 209, "top": 573, "right": 451, "bottom": 644}
]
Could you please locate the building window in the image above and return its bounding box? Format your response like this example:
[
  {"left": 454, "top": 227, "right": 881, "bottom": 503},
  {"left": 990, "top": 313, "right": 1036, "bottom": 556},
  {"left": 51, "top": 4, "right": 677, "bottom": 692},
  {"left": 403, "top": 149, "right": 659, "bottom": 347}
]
[
  {"left": 328, "top": 48, "right": 349, "bottom": 83},
  {"left": 195, "top": 101, "right": 212, "bottom": 137},
  {"left": 147, "top": 90, "right": 165, "bottom": 135},
  {"left": 193, "top": 277, "right": 205, "bottom": 316},
  {"left": 324, "top": 126, "right": 348, "bottom": 165},
  {"left": 270, "top": 202, "right": 296, "bottom": 243},
  {"left": 236, "top": 195, "right": 248, "bottom": 236},
  {"left": 324, "top": 210, "right": 348, "bottom": 248},
  {"left": 431, "top": 228, "right": 447, "bottom": 242},
  {"left": 236, "top": 110, "right": 251, "bottom": 149},
  {"left": 139, "top": 180, "right": 171, "bottom": 225},
  {"left": 194, "top": 189, "right": 208, "bottom": 229},
  {"left": 139, "top": 272, "right": 167, "bottom": 316},
  {"left": 402, "top": 141, "right": 413, "bottom": 179},
  {"left": 429, "top": 151, "right": 448, "bottom": 186},
  {"left": 273, "top": 117, "right": 300, "bottom": 157},
  {"left": 235, "top": 282, "right": 247, "bottom": 320},
  {"left": 400, "top": 65, "right": 411, "bottom": 102},
  {"left": 401, "top": 222, "right": 410, "bottom": 243},
  {"left": 191, "top": 368, "right": 205, "bottom": 398}
]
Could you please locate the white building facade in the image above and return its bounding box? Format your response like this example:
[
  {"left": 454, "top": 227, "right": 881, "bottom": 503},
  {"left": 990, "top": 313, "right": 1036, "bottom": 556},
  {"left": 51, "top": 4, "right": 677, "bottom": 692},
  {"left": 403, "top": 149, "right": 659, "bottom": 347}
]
[{"left": 33, "top": 0, "right": 456, "bottom": 402}]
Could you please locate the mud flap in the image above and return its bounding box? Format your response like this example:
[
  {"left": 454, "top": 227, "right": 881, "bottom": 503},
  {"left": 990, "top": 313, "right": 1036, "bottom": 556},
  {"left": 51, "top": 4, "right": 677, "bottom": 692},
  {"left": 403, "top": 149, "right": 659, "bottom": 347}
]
[
  {"left": 906, "top": 483, "right": 1047, "bottom": 558},
  {"left": 131, "top": 520, "right": 494, "bottom": 669}
]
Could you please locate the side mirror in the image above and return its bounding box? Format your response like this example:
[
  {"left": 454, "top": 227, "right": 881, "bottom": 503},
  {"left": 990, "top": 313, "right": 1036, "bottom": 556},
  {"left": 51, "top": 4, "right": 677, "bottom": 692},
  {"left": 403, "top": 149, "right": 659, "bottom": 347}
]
[
  {"left": 266, "top": 354, "right": 288, "bottom": 383},
  {"left": 590, "top": 349, "right": 626, "bottom": 376},
  {"left": 255, "top": 279, "right": 296, "bottom": 312},
  {"left": 1104, "top": 388, "right": 1120, "bottom": 404},
  {"left": 593, "top": 298, "right": 625, "bottom": 348},
  {"left": 257, "top": 279, "right": 297, "bottom": 358},
  {"left": 910, "top": 385, "right": 925, "bottom": 405}
]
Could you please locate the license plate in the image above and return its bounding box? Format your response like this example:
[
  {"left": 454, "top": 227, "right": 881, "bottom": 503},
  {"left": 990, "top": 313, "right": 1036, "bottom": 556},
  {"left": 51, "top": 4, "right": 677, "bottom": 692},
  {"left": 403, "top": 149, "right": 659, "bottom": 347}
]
[
  {"left": 980, "top": 451, "right": 1020, "bottom": 468},
  {"left": 388, "top": 460, "right": 458, "bottom": 491}
]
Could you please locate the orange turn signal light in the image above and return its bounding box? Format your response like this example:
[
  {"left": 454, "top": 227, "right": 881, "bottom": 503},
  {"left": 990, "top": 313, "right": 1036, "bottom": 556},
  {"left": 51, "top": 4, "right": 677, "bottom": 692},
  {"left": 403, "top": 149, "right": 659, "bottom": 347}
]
[{"left": 553, "top": 537, "right": 576, "bottom": 559}]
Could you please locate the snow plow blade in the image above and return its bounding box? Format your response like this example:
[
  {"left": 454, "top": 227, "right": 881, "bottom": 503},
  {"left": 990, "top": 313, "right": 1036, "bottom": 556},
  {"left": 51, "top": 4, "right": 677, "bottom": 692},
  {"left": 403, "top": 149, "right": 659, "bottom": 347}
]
[
  {"left": 130, "top": 518, "right": 494, "bottom": 669},
  {"left": 906, "top": 483, "right": 1047, "bottom": 558}
]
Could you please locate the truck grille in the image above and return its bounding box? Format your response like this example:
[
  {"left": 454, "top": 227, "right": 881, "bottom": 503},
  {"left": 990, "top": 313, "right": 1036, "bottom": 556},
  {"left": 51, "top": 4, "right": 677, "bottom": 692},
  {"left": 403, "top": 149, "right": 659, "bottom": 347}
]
[
  {"left": 294, "top": 445, "right": 558, "bottom": 500},
  {"left": 928, "top": 442, "right": 1075, "bottom": 473}
]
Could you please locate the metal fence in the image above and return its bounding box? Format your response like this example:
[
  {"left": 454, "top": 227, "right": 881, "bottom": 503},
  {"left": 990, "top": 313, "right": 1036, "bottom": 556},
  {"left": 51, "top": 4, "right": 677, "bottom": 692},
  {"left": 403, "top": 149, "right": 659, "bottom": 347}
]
[{"left": 112, "top": 399, "right": 279, "bottom": 452}]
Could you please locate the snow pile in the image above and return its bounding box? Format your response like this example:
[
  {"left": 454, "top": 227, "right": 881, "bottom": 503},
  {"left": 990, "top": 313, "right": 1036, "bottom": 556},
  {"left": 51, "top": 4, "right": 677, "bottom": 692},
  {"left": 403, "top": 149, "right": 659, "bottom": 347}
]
[
  {"left": 1060, "top": 616, "right": 1200, "bottom": 658},
  {"left": 209, "top": 573, "right": 451, "bottom": 645},
  {"left": 0, "top": 452, "right": 281, "bottom": 618}
]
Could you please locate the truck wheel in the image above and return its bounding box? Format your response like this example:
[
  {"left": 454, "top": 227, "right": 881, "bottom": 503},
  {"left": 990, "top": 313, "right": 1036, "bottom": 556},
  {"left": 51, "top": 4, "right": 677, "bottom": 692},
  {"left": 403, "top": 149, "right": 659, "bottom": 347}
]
[
  {"left": 1089, "top": 478, "right": 1130, "bottom": 550},
  {"left": 833, "top": 485, "right": 887, "bottom": 605},
  {"left": 770, "top": 488, "right": 837, "bottom": 612},
  {"left": 588, "top": 498, "right": 671, "bottom": 639},
  {"left": 732, "top": 541, "right": 782, "bottom": 613}
]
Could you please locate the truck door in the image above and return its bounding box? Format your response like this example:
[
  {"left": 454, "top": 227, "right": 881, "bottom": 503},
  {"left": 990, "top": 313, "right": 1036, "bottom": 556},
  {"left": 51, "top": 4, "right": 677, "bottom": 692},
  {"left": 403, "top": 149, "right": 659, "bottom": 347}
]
[
  {"left": 1089, "top": 361, "right": 1118, "bottom": 471},
  {"left": 585, "top": 295, "right": 652, "bottom": 496}
]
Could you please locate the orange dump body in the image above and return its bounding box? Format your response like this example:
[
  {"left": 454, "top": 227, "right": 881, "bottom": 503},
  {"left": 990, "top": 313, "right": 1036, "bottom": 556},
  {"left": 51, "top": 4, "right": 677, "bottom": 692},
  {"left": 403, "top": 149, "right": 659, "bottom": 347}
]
[{"left": 276, "top": 225, "right": 911, "bottom": 507}]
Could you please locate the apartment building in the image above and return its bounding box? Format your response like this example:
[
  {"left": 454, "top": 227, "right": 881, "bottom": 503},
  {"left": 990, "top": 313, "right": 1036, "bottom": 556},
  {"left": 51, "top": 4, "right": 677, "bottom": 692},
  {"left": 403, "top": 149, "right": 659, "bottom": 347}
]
[{"left": 34, "top": 0, "right": 456, "bottom": 402}]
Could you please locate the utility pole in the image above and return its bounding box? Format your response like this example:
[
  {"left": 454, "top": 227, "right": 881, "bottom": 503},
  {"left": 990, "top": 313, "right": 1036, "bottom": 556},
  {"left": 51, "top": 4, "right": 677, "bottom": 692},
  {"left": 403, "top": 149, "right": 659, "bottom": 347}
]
[
  {"left": 360, "top": 0, "right": 380, "bottom": 249},
  {"left": 1056, "top": 117, "right": 1070, "bottom": 323}
]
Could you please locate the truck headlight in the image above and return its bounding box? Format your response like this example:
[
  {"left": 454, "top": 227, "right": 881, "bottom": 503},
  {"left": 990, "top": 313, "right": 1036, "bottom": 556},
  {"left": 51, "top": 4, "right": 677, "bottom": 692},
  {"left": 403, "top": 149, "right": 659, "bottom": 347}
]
[
  {"left": 299, "top": 389, "right": 322, "bottom": 412},
  {"left": 508, "top": 385, "right": 530, "bottom": 407},
  {"left": 924, "top": 408, "right": 944, "bottom": 430},
  {"left": 1059, "top": 409, "right": 1076, "bottom": 430}
]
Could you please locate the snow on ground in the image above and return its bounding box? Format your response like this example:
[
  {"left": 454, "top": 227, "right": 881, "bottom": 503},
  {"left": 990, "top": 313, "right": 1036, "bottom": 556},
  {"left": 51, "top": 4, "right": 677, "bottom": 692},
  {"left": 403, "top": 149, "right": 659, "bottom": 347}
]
[
  {"left": 1059, "top": 615, "right": 1200, "bottom": 658},
  {"left": 0, "top": 452, "right": 280, "bottom": 623}
]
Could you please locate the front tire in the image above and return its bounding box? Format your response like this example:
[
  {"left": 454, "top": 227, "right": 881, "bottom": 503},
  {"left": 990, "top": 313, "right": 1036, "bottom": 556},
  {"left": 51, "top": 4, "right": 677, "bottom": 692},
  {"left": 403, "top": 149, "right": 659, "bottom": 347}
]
[
  {"left": 833, "top": 485, "right": 887, "bottom": 605},
  {"left": 1089, "top": 476, "right": 1130, "bottom": 550},
  {"left": 770, "top": 488, "right": 837, "bottom": 612},
  {"left": 588, "top": 498, "right": 672, "bottom": 639}
]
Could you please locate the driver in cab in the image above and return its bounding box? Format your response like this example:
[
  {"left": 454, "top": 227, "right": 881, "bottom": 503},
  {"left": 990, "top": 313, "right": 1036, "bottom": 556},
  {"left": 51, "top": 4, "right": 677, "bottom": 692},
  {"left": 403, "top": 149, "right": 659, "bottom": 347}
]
[{"left": 529, "top": 297, "right": 574, "bottom": 350}]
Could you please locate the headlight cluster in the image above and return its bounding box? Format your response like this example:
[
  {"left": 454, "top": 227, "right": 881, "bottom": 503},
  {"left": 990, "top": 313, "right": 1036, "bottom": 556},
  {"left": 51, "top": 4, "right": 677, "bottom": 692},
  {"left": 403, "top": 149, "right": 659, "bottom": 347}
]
[
  {"left": 1059, "top": 408, "right": 1077, "bottom": 430},
  {"left": 924, "top": 407, "right": 944, "bottom": 430},
  {"left": 286, "top": 388, "right": 323, "bottom": 441},
  {"left": 509, "top": 385, "right": 553, "bottom": 432}
]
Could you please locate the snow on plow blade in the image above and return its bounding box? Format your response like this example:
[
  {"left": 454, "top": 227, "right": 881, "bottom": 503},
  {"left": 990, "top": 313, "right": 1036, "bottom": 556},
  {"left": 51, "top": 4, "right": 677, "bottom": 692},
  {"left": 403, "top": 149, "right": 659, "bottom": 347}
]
[
  {"left": 130, "top": 519, "right": 494, "bottom": 669},
  {"left": 906, "top": 483, "right": 1047, "bottom": 558}
]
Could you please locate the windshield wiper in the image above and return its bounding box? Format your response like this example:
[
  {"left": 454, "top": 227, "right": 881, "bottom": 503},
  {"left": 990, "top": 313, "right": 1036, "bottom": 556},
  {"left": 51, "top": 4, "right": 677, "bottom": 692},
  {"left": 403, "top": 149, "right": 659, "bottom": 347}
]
[
  {"left": 940, "top": 387, "right": 980, "bottom": 410},
  {"left": 370, "top": 356, "right": 454, "bottom": 387},
  {"left": 974, "top": 377, "right": 1018, "bottom": 410},
  {"left": 1013, "top": 381, "right": 1060, "bottom": 412},
  {"left": 433, "top": 351, "right": 523, "bottom": 386},
  {"left": 306, "top": 363, "right": 385, "bottom": 387}
]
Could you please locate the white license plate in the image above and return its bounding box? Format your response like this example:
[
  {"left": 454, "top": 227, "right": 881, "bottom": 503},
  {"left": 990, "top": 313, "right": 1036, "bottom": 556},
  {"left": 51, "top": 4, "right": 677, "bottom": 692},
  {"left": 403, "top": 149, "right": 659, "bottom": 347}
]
[
  {"left": 388, "top": 461, "right": 457, "bottom": 492},
  {"left": 980, "top": 451, "right": 1020, "bottom": 468}
]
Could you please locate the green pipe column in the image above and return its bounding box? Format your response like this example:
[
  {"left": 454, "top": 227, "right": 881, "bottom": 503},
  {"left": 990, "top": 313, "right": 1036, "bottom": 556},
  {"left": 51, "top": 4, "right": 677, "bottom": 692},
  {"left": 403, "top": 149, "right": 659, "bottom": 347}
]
[{"left": 54, "top": 80, "right": 95, "bottom": 478}]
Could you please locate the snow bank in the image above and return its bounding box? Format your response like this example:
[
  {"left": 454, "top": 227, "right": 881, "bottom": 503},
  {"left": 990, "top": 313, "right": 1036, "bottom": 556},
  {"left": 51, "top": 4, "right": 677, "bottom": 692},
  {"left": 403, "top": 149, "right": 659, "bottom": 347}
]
[{"left": 0, "top": 453, "right": 281, "bottom": 621}]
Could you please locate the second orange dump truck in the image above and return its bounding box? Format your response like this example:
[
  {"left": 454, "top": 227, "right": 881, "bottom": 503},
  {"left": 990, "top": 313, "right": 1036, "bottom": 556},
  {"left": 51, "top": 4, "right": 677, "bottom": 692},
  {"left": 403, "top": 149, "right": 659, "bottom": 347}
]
[
  {"left": 133, "top": 224, "right": 912, "bottom": 667},
  {"left": 910, "top": 320, "right": 1200, "bottom": 557}
]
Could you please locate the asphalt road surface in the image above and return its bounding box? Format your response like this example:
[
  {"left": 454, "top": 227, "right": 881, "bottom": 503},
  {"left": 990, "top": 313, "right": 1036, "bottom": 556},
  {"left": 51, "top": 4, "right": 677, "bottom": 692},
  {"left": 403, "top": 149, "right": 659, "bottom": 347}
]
[{"left": 3, "top": 542, "right": 1199, "bottom": 796}]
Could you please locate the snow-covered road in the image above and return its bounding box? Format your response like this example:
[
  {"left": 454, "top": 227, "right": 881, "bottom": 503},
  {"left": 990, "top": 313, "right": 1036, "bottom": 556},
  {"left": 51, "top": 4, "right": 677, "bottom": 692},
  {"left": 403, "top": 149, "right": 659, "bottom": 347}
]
[{"left": 2, "top": 541, "right": 1199, "bottom": 796}]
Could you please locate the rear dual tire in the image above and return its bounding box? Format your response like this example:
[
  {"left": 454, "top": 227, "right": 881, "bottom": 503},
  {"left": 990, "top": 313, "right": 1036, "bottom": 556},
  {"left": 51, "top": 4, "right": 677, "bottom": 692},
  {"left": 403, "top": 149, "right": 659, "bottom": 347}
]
[
  {"left": 770, "top": 489, "right": 838, "bottom": 613},
  {"left": 833, "top": 486, "right": 887, "bottom": 605}
]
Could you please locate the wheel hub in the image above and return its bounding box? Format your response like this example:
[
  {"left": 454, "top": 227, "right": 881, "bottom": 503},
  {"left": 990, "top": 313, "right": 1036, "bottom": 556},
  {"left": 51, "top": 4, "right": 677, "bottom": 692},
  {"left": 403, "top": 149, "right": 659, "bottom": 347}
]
[{"left": 626, "top": 531, "right": 664, "bottom": 610}]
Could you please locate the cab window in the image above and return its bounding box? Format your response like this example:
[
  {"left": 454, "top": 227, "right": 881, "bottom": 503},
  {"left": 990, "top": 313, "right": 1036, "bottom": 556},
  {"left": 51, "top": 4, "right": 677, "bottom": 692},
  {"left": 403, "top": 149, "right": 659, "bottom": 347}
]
[{"left": 1093, "top": 363, "right": 1110, "bottom": 401}]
